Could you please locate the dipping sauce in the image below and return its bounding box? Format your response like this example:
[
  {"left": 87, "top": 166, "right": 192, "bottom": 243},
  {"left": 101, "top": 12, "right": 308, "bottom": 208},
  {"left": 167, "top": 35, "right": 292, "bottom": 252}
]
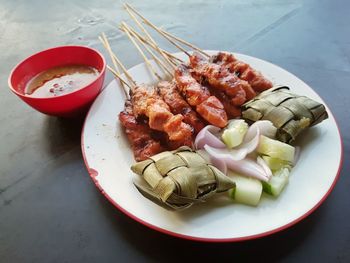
[{"left": 25, "top": 65, "right": 99, "bottom": 98}]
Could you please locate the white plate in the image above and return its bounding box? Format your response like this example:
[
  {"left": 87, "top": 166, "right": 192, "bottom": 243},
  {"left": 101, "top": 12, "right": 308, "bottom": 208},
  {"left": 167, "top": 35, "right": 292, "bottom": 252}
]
[{"left": 81, "top": 51, "right": 343, "bottom": 242}]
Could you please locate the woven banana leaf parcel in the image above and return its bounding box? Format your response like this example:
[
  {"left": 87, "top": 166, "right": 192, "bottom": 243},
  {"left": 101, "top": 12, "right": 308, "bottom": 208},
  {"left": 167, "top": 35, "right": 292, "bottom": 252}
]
[
  {"left": 242, "top": 86, "right": 328, "bottom": 143},
  {"left": 131, "top": 146, "right": 235, "bottom": 210}
]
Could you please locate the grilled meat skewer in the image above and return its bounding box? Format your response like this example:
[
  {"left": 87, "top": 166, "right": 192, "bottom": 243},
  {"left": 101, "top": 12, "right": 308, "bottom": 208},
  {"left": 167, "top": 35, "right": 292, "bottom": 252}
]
[
  {"left": 157, "top": 80, "right": 205, "bottom": 135},
  {"left": 175, "top": 64, "right": 228, "bottom": 128},
  {"left": 189, "top": 52, "right": 256, "bottom": 107},
  {"left": 131, "top": 84, "right": 193, "bottom": 141},
  {"left": 211, "top": 52, "right": 273, "bottom": 92},
  {"left": 119, "top": 100, "right": 164, "bottom": 161}
]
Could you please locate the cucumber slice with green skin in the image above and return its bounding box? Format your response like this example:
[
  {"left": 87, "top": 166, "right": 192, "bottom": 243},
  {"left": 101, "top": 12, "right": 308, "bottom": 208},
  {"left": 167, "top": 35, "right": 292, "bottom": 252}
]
[
  {"left": 257, "top": 135, "right": 295, "bottom": 163},
  {"left": 221, "top": 120, "right": 248, "bottom": 148},
  {"left": 262, "top": 168, "right": 289, "bottom": 196},
  {"left": 228, "top": 171, "right": 263, "bottom": 206},
  {"left": 262, "top": 156, "right": 292, "bottom": 171}
]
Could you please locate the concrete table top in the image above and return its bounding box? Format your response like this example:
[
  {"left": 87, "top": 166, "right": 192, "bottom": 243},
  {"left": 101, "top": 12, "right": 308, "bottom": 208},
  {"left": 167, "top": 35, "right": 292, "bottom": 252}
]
[{"left": 0, "top": 0, "right": 349, "bottom": 261}]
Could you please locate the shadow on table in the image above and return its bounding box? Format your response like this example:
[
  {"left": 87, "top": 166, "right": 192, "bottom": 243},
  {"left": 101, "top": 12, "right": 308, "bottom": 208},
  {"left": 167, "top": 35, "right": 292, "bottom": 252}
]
[
  {"left": 41, "top": 115, "right": 85, "bottom": 157},
  {"left": 96, "top": 188, "right": 325, "bottom": 262}
]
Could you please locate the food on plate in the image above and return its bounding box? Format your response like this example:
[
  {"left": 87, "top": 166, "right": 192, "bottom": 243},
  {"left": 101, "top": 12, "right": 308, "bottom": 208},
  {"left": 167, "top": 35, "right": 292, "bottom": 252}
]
[
  {"left": 25, "top": 64, "right": 99, "bottom": 98},
  {"left": 157, "top": 80, "right": 205, "bottom": 135},
  {"left": 210, "top": 51, "right": 273, "bottom": 92},
  {"left": 106, "top": 11, "right": 284, "bottom": 162},
  {"left": 257, "top": 135, "right": 295, "bottom": 163},
  {"left": 262, "top": 167, "right": 290, "bottom": 196},
  {"left": 130, "top": 119, "right": 297, "bottom": 209},
  {"left": 119, "top": 82, "right": 194, "bottom": 159},
  {"left": 197, "top": 120, "right": 278, "bottom": 181},
  {"left": 131, "top": 83, "right": 193, "bottom": 141},
  {"left": 221, "top": 119, "right": 249, "bottom": 148},
  {"left": 174, "top": 64, "right": 228, "bottom": 127},
  {"left": 190, "top": 52, "right": 256, "bottom": 106},
  {"left": 195, "top": 119, "right": 298, "bottom": 205},
  {"left": 98, "top": 4, "right": 330, "bottom": 210},
  {"left": 194, "top": 125, "right": 226, "bottom": 150},
  {"left": 206, "top": 85, "right": 242, "bottom": 119},
  {"left": 242, "top": 86, "right": 328, "bottom": 143},
  {"left": 131, "top": 146, "right": 235, "bottom": 210},
  {"left": 262, "top": 156, "right": 292, "bottom": 171},
  {"left": 228, "top": 171, "right": 263, "bottom": 206},
  {"left": 119, "top": 100, "right": 164, "bottom": 161}
]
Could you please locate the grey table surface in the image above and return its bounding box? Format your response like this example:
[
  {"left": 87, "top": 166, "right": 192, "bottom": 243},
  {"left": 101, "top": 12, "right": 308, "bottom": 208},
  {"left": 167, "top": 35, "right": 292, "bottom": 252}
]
[{"left": 1, "top": 0, "right": 349, "bottom": 262}]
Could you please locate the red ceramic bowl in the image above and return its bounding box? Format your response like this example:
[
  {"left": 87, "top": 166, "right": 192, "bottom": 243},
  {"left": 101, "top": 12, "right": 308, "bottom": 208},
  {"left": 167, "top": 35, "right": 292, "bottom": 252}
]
[{"left": 8, "top": 45, "right": 106, "bottom": 117}]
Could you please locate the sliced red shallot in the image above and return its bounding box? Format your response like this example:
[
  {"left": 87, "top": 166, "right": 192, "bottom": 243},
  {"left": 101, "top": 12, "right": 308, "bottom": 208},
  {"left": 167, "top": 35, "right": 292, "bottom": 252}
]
[
  {"left": 224, "top": 156, "right": 268, "bottom": 182},
  {"left": 196, "top": 120, "right": 290, "bottom": 182},
  {"left": 226, "top": 158, "right": 269, "bottom": 182},
  {"left": 195, "top": 125, "right": 226, "bottom": 149},
  {"left": 204, "top": 147, "right": 269, "bottom": 182},
  {"left": 293, "top": 146, "right": 301, "bottom": 166},
  {"left": 197, "top": 149, "right": 227, "bottom": 174},
  {"left": 203, "top": 127, "right": 260, "bottom": 161},
  {"left": 244, "top": 120, "right": 277, "bottom": 142},
  {"left": 210, "top": 155, "right": 227, "bottom": 174},
  {"left": 257, "top": 156, "right": 273, "bottom": 180}
]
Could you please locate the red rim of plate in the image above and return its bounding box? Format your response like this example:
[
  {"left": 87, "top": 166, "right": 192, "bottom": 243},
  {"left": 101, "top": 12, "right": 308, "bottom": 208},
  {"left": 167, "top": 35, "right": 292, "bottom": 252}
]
[{"left": 80, "top": 59, "right": 344, "bottom": 243}]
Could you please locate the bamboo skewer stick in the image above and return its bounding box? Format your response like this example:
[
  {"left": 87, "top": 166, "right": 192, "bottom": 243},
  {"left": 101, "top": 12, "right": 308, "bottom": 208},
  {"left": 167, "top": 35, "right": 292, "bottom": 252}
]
[
  {"left": 125, "top": 25, "right": 183, "bottom": 64},
  {"left": 102, "top": 3, "right": 213, "bottom": 99},
  {"left": 99, "top": 33, "right": 141, "bottom": 99},
  {"left": 100, "top": 26, "right": 172, "bottom": 97},
  {"left": 137, "top": 16, "right": 191, "bottom": 57},
  {"left": 107, "top": 65, "right": 132, "bottom": 89},
  {"left": 122, "top": 23, "right": 178, "bottom": 71},
  {"left": 119, "top": 23, "right": 174, "bottom": 76},
  {"left": 163, "top": 53, "right": 178, "bottom": 69},
  {"left": 157, "top": 28, "right": 210, "bottom": 58},
  {"left": 124, "top": 3, "right": 210, "bottom": 58},
  {"left": 123, "top": 3, "right": 157, "bottom": 47},
  {"left": 121, "top": 23, "right": 178, "bottom": 82},
  {"left": 99, "top": 34, "right": 130, "bottom": 98},
  {"left": 100, "top": 33, "right": 124, "bottom": 87},
  {"left": 123, "top": 3, "right": 179, "bottom": 69},
  {"left": 121, "top": 22, "right": 162, "bottom": 81},
  {"left": 99, "top": 35, "right": 136, "bottom": 87}
]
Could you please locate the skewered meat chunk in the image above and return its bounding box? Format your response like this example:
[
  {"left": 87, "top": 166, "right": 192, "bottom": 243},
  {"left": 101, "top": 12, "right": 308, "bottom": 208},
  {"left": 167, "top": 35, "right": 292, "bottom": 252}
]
[
  {"left": 119, "top": 100, "right": 164, "bottom": 161},
  {"left": 131, "top": 84, "right": 193, "bottom": 141},
  {"left": 157, "top": 80, "right": 205, "bottom": 135},
  {"left": 196, "top": 96, "right": 227, "bottom": 126},
  {"left": 190, "top": 69, "right": 242, "bottom": 118},
  {"left": 175, "top": 65, "right": 211, "bottom": 105},
  {"left": 175, "top": 64, "right": 228, "bottom": 127},
  {"left": 211, "top": 52, "right": 273, "bottom": 92},
  {"left": 166, "top": 136, "right": 193, "bottom": 150},
  {"left": 189, "top": 52, "right": 256, "bottom": 106},
  {"left": 207, "top": 86, "right": 242, "bottom": 118}
]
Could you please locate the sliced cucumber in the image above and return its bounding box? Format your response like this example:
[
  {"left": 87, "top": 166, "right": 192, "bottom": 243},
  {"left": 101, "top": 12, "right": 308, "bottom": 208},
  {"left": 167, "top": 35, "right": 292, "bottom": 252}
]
[
  {"left": 228, "top": 171, "right": 263, "bottom": 206},
  {"left": 262, "top": 156, "right": 292, "bottom": 171},
  {"left": 257, "top": 135, "right": 295, "bottom": 163},
  {"left": 262, "top": 168, "right": 289, "bottom": 196},
  {"left": 221, "top": 119, "right": 248, "bottom": 148}
]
